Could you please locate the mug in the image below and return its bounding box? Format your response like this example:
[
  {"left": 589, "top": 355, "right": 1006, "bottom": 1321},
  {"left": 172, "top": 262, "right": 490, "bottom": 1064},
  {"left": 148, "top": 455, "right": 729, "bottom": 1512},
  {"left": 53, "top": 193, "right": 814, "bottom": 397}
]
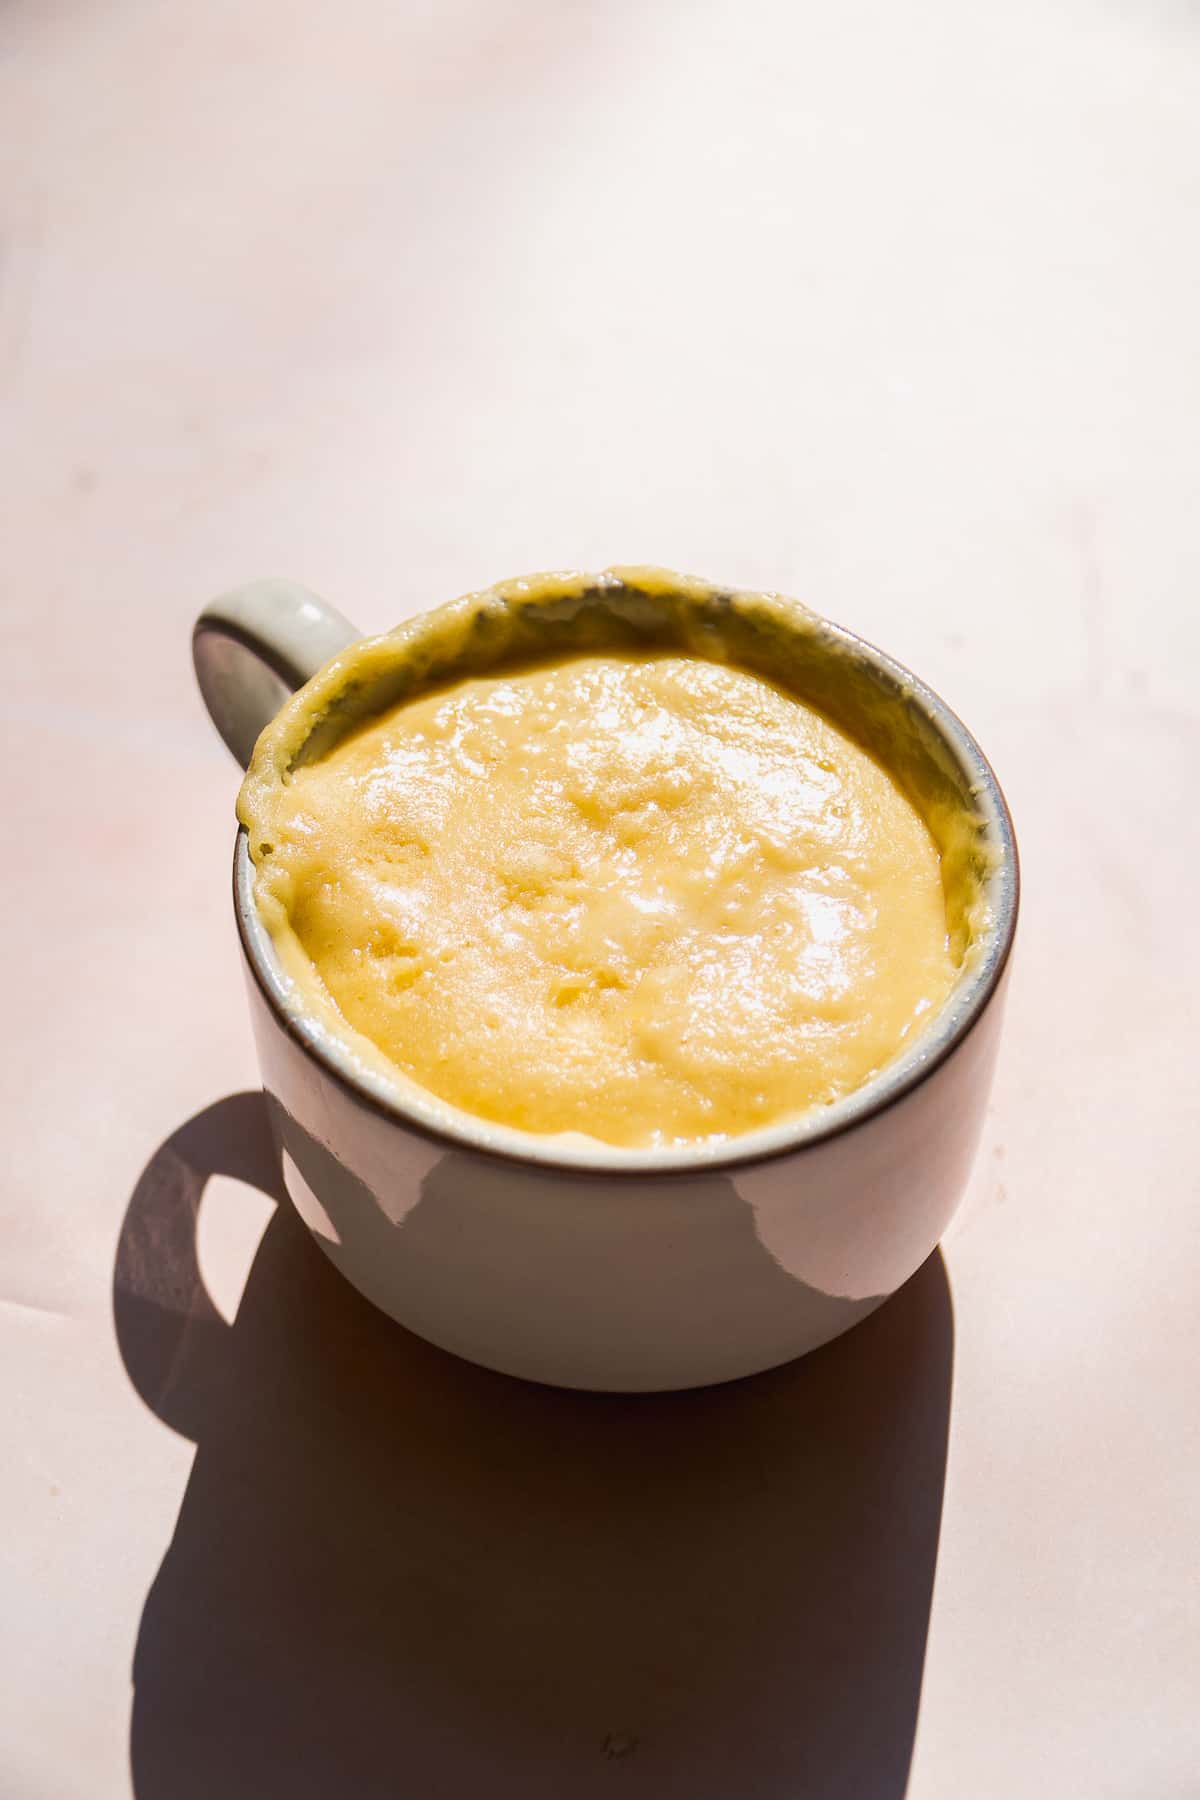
[{"left": 193, "top": 573, "right": 1018, "bottom": 1391}]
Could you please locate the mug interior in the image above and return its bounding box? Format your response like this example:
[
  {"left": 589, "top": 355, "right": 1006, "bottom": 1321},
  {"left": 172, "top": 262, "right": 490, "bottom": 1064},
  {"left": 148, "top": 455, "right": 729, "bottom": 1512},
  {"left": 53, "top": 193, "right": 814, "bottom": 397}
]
[{"left": 235, "top": 569, "right": 1019, "bottom": 1175}]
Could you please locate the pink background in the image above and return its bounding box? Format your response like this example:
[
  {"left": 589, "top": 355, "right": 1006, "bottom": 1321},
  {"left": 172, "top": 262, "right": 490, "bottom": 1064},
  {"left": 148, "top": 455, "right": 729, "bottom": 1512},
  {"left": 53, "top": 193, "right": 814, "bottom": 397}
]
[{"left": 2, "top": 1, "right": 1197, "bottom": 1794}]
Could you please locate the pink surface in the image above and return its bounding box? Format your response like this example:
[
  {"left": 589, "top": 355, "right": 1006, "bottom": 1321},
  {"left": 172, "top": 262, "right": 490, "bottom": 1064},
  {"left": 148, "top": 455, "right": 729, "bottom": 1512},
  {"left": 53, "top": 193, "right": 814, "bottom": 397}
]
[{"left": 2, "top": 1, "right": 1197, "bottom": 1794}]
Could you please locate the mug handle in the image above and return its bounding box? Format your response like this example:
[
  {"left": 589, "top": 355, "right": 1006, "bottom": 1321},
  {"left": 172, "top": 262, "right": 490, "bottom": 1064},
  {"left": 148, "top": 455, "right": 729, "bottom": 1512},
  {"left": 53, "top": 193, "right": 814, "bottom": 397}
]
[{"left": 193, "top": 578, "right": 361, "bottom": 767}]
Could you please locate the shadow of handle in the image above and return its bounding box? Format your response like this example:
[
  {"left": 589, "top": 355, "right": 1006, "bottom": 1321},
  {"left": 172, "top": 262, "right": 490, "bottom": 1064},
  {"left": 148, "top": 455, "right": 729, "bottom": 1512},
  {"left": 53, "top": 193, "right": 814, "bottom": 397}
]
[{"left": 113, "top": 1092, "right": 286, "bottom": 1442}]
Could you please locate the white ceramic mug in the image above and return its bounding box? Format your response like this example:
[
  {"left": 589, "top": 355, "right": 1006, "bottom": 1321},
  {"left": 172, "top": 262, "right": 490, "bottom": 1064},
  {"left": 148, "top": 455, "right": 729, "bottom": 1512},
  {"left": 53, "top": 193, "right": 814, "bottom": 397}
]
[{"left": 194, "top": 573, "right": 1018, "bottom": 1391}]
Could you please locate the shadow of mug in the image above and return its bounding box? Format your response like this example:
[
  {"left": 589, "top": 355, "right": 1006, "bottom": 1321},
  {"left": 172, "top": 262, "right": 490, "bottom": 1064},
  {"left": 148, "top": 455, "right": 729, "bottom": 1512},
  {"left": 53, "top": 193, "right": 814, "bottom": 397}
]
[{"left": 115, "top": 1093, "right": 954, "bottom": 1800}]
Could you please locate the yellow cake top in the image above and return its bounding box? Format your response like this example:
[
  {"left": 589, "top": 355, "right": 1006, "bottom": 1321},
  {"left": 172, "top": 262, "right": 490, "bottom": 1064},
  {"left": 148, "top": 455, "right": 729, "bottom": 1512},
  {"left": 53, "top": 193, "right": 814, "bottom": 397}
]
[{"left": 240, "top": 577, "right": 966, "bottom": 1147}]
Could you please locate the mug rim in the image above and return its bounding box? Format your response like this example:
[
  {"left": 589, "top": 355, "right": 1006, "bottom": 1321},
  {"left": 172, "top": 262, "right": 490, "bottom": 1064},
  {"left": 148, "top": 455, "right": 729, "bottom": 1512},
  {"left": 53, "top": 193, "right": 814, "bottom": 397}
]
[{"left": 233, "top": 609, "right": 1019, "bottom": 1178}]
